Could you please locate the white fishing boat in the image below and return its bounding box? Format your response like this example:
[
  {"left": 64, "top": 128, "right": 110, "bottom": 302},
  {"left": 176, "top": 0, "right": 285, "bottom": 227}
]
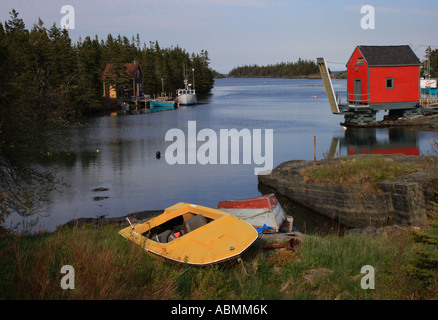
[
  {"left": 176, "top": 65, "right": 197, "bottom": 106},
  {"left": 177, "top": 83, "right": 197, "bottom": 106}
]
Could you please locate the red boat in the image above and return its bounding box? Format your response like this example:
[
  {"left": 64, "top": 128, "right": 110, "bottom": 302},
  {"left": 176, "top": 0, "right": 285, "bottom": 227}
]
[{"left": 217, "top": 193, "right": 292, "bottom": 233}]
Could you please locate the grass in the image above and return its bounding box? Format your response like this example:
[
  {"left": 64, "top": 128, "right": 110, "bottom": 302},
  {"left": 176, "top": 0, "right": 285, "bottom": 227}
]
[
  {"left": 301, "top": 156, "right": 418, "bottom": 192},
  {"left": 1, "top": 220, "right": 436, "bottom": 300}
]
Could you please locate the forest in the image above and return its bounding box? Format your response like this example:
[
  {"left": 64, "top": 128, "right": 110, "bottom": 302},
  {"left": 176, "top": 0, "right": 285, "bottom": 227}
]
[
  {"left": 228, "top": 50, "right": 438, "bottom": 79},
  {"left": 0, "top": 9, "right": 215, "bottom": 117},
  {"left": 228, "top": 59, "right": 320, "bottom": 78}
]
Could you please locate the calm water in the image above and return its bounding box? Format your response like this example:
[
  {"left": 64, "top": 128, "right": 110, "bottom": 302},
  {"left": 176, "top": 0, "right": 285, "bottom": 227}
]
[{"left": 6, "top": 78, "right": 436, "bottom": 233}]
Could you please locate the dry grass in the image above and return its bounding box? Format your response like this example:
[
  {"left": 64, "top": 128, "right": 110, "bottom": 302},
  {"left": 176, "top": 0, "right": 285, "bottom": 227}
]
[
  {"left": 1, "top": 220, "right": 436, "bottom": 300},
  {"left": 302, "top": 156, "right": 418, "bottom": 192}
]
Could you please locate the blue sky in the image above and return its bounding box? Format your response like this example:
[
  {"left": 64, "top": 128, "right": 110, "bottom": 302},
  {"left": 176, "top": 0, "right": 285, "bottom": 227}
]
[{"left": 1, "top": 0, "right": 437, "bottom": 73}]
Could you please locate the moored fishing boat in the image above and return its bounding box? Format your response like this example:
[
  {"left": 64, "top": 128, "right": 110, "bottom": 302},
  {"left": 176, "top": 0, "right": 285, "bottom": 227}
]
[
  {"left": 176, "top": 80, "right": 197, "bottom": 106},
  {"left": 119, "top": 202, "right": 258, "bottom": 266},
  {"left": 149, "top": 97, "right": 176, "bottom": 112},
  {"left": 217, "top": 193, "right": 292, "bottom": 233},
  {"left": 176, "top": 64, "right": 197, "bottom": 106}
]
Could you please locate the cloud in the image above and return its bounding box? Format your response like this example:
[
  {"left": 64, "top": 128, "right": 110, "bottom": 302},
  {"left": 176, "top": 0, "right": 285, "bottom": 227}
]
[
  {"left": 342, "top": 5, "right": 401, "bottom": 14},
  {"left": 408, "top": 8, "right": 438, "bottom": 17},
  {"left": 342, "top": 5, "right": 438, "bottom": 16},
  {"left": 167, "top": 0, "right": 268, "bottom": 8},
  {"left": 120, "top": 0, "right": 268, "bottom": 8}
]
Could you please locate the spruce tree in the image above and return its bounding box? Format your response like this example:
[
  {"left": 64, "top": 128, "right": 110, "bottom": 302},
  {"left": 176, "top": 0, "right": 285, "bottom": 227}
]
[{"left": 406, "top": 203, "right": 438, "bottom": 295}]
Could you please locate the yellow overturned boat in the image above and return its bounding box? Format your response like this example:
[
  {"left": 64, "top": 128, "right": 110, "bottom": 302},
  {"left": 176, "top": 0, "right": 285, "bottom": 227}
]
[{"left": 119, "top": 202, "right": 258, "bottom": 266}]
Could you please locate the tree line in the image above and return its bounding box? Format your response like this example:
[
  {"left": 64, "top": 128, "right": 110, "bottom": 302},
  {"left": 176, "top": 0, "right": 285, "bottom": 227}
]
[
  {"left": 228, "top": 59, "right": 320, "bottom": 78},
  {"left": 0, "top": 9, "right": 215, "bottom": 117},
  {"left": 423, "top": 46, "right": 438, "bottom": 79}
]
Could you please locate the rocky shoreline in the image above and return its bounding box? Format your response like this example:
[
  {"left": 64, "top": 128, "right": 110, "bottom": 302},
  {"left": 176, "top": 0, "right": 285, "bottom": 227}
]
[
  {"left": 258, "top": 155, "right": 438, "bottom": 229},
  {"left": 342, "top": 113, "right": 438, "bottom": 129},
  {"left": 61, "top": 209, "right": 163, "bottom": 230}
]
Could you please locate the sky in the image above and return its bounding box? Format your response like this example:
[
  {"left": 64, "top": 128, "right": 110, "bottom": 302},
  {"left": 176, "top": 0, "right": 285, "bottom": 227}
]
[{"left": 1, "top": 0, "right": 438, "bottom": 73}]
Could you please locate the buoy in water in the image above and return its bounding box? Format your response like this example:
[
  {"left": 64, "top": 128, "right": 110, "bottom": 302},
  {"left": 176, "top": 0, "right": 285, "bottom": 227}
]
[{"left": 156, "top": 151, "right": 161, "bottom": 159}]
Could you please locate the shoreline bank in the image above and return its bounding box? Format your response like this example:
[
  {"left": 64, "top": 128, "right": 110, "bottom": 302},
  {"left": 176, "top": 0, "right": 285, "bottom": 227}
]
[{"left": 258, "top": 154, "right": 438, "bottom": 229}]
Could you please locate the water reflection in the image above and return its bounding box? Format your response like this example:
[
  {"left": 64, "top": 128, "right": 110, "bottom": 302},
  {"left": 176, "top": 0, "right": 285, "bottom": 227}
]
[{"left": 327, "top": 127, "right": 420, "bottom": 158}]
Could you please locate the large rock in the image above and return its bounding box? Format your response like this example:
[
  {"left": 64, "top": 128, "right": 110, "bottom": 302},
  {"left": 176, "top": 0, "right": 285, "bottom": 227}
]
[{"left": 258, "top": 155, "right": 438, "bottom": 228}]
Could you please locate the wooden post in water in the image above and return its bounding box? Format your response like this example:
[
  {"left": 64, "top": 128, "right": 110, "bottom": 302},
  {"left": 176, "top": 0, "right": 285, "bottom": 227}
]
[{"left": 314, "top": 136, "right": 316, "bottom": 168}]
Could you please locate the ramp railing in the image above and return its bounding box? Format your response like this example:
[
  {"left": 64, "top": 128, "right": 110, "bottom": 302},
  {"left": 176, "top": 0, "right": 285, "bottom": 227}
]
[{"left": 317, "top": 57, "right": 340, "bottom": 114}]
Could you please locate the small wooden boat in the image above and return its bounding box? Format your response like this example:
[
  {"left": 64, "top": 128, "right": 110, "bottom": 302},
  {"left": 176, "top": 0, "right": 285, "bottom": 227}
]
[
  {"left": 217, "top": 193, "right": 292, "bottom": 233},
  {"left": 119, "top": 202, "right": 258, "bottom": 266}
]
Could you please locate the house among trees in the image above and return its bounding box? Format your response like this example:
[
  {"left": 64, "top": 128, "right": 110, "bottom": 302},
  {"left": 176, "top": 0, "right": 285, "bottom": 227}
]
[
  {"left": 346, "top": 45, "right": 421, "bottom": 110},
  {"left": 102, "top": 62, "right": 143, "bottom": 99}
]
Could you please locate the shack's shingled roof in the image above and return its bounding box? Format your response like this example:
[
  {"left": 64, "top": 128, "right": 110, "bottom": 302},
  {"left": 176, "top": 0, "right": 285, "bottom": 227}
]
[
  {"left": 354, "top": 45, "right": 421, "bottom": 66},
  {"left": 103, "top": 62, "right": 141, "bottom": 79}
]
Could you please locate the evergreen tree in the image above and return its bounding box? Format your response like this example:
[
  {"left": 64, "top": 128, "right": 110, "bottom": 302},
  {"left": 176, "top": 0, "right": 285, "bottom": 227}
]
[
  {"left": 406, "top": 204, "right": 438, "bottom": 297},
  {"left": 0, "top": 11, "right": 64, "bottom": 217},
  {"left": 430, "top": 49, "right": 438, "bottom": 78}
]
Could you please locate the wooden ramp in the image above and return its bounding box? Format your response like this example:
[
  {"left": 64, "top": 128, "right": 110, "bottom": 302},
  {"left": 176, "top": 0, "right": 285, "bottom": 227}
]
[{"left": 317, "top": 57, "right": 340, "bottom": 114}]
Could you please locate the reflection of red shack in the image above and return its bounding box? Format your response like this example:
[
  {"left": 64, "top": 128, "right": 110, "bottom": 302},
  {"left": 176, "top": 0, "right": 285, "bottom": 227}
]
[
  {"left": 346, "top": 45, "right": 421, "bottom": 113},
  {"left": 347, "top": 146, "right": 419, "bottom": 156},
  {"left": 344, "top": 128, "right": 419, "bottom": 156}
]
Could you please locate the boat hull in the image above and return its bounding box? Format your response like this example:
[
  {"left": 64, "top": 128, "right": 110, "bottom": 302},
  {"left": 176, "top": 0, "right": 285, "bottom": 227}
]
[
  {"left": 217, "top": 194, "right": 289, "bottom": 232},
  {"left": 119, "top": 202, "right": 258, "bottom": 266},
  {"left": 149, "top": 100, "right": 176, "bottom": 112},
  {"left": 150, "top": 100, "right": 175, "bottom": 107},
  {"left": 177, "top": 93, "right": 197, "bottom": 106}
]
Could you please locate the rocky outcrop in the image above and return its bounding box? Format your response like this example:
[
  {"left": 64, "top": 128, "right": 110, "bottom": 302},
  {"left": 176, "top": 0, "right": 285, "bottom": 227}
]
[
  {"left": 343, "top": 114, "right": 438, "bottom": 129},
  {"left": 258, "top": 155, "right": 438, "bottom": 228}
]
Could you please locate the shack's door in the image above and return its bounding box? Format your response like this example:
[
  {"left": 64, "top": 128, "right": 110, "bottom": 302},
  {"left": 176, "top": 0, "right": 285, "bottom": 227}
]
[{"left": 354, "top": 79, "right": 361, "bottom": 103}]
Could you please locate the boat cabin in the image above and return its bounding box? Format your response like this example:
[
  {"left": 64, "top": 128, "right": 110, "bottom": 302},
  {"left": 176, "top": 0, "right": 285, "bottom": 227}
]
[
  {"left": 346, "top": 45, "right": 421, "bottom": 110},
  {"left": 177, "top": 89, "right": 196, "bottom": 96}
]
